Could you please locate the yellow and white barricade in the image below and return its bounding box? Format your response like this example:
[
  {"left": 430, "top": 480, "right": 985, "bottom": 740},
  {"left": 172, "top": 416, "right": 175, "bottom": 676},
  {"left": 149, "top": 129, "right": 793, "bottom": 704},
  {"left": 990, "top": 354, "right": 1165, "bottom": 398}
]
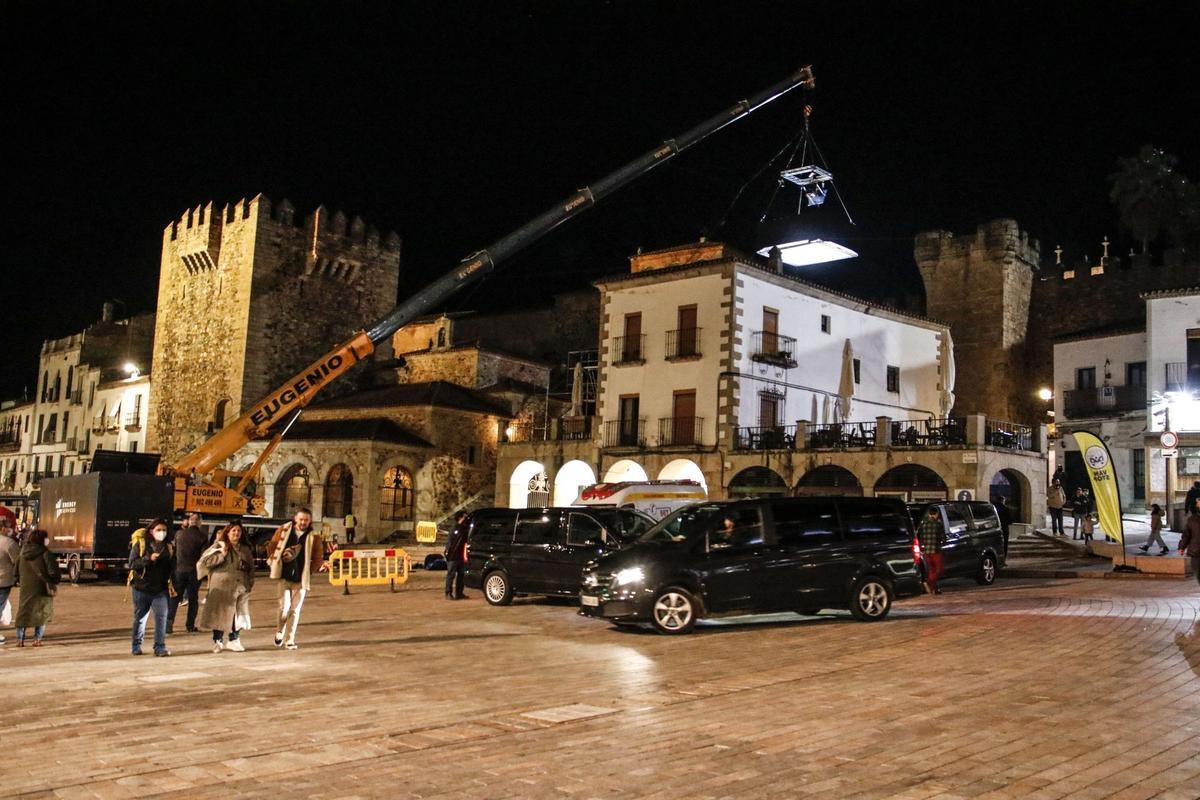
[{"left": 328, "top": 548, "right": 411, "bottom": 594}]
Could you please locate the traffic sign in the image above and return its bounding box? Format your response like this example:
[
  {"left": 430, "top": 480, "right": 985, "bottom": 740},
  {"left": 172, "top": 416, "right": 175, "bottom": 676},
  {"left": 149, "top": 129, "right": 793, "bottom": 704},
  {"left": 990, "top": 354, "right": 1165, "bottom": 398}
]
[
  {"left": 1164, "top": 448, "right": 1179, "bottom": 459},
  {"left": 1161, "top": 431, "right": 1179, "bottom": 449}
]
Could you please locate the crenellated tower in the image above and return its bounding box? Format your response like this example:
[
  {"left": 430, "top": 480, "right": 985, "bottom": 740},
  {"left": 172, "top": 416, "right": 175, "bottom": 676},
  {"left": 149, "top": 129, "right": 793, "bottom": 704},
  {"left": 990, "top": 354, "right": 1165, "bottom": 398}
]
[
  {"left": 915, "top": 219, "right": 1039, "bottom": 422},
  {"left": 147, "top": 194, "right": 401, "bottom": 462}
]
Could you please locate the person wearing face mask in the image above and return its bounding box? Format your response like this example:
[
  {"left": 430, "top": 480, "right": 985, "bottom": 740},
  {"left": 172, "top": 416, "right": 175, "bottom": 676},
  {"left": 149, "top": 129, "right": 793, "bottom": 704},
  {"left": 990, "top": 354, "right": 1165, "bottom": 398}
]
[
  {"left": 198, "top": 520, "right": 256, "bottom": 653},
  {"left": 128, "top": 519, "right": 176, "bottom": 657}
]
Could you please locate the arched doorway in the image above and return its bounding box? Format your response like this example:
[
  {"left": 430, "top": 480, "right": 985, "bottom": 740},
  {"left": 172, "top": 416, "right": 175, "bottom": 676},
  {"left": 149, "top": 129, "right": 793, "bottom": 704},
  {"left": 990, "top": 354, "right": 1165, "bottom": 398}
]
[
  {"left": 276, "top": 464, "right": 311, "bottom": 518},
  {"left": 989, "top": 468, "right": 1030, "bottom": 523},
  {"left": 795, "top": 465, "right": 863, "bottom": 496},
  {"left": 874, "top": 464, "right": 947, "bottom": 502},
  {"left": 380, "top": 465, "right": 415, "bottom": 521},
  {"left": 729, "top": 466, "right": 788, "bottom": 497},
  {"left": 509, "top": 460, "right": 548, "bottom": 509},
  {"left": 323, "top": 463, "right": 353, "bottom": 519},
  {"left": 603, "top": 459, "right": 648, "bottom": 483},
  {"left": 553, "top": 460, "right": 597, "bottom": 506},
  {"left": 657, "top": 459, "right": 707, "bottom": 493}
]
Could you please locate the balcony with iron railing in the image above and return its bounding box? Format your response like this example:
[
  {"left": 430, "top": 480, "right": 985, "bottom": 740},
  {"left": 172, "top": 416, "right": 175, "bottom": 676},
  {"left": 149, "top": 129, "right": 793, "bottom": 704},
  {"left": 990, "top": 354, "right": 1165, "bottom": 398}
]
[
  {"left": 106, "top": 413, "right": 120, "bottom": 432},
  {"left": 1062, "top": 384, "right": 1145, "bottom": 419},
  {"left": 92, "top": 415, "right": 106, "bottom": 434},
  {"left": 0, "top": 430, "right": 20, "bottom": 452},
  {"left": 69, "top": 388, "right": 83, "bottom": 405},
  {"left": 125, "top": 411, "right": 142, "bottom": 431},
  {"left": 664, "top": 328, "right": 702, "bottom": 361},
  {"left": 889, "top": 417, "right": 966, "bottom": 447},
  {"left": 558, "top": 415, "right": 593, "bottom": 441},
  {"left": 602, "top": 418, "right": 646, "bottom": 448},
  {"left": 30, "top": 471, "right": 57, "bottom": 484},
  {"left": 749, "top": 331, "right": 797, "bottom": 368},
  {"left": 657, "top": 416, "right": 704, "bottom": 447},
  {"left": 807, "top": 421, "right": 878, "bottom": 449},
  {"left": 611, "top": 335, "right": 646, "bottom": 366},
  {"left": 985, "top": 419, "right": 1033, "bottom": 450},
  {"left": 65, "top": 436, "right": 77, "bottom": 452},
  {"left": 733, "top": 424, "right": 797, "bottom": 451}
]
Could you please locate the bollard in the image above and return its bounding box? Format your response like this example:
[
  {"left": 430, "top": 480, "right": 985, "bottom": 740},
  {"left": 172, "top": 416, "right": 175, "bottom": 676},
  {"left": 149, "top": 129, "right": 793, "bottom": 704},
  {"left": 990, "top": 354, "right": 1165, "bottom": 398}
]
[{"left": 343, "top": 580, "right": 351, "bottom": 596}]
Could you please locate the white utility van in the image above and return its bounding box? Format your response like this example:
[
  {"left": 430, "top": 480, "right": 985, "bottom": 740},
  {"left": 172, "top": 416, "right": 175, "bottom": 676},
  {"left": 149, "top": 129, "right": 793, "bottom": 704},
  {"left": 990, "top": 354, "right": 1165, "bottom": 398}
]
[{"left": 573, "top": 480, "right": 706, "bottom": 520}]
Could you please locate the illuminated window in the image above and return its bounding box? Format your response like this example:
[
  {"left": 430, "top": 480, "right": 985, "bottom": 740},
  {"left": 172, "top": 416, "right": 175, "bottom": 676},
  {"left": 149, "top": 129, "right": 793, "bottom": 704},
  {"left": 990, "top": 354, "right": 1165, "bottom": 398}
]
[
  {"left": 323, "top": 464, "right": 353, "bottom": 519},
  {"left": 277, "top": 464, "right": 311, "bottom": 518},
  {"left": 380, "top": 466, "right": 414, "bottom": 521}
]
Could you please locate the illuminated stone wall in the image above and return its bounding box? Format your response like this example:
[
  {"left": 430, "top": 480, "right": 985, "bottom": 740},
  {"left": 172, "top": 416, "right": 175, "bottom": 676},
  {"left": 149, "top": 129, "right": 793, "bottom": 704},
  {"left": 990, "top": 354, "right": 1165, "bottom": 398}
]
[{"left": 147, "top": 196, "right": 401, "bottom": 463}]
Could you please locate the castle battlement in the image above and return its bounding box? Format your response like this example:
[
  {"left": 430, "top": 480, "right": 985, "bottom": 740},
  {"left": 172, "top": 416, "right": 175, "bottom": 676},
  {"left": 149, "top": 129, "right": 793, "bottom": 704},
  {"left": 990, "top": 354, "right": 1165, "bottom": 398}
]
[
  {"left": 914, "top": 219, "right": 1040, "bottom": 271},
  {"left": 163, "top": 194, "right": 400, "bottom": 279}
]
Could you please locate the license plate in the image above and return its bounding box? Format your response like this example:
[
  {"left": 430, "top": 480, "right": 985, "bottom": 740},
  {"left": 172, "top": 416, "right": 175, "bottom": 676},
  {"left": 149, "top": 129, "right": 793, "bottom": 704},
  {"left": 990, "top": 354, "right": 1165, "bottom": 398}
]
[{"left": 580, "top": 595, "right": 599, "bottom": 607}]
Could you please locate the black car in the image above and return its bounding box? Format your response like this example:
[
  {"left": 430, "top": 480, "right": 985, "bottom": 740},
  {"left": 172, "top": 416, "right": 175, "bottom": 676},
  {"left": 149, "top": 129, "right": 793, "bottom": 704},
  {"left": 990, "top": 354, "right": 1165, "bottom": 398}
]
[
  {"left": 579, "top": 496, "right": 923, "bottom": 634},
  {"left": 464, "top": 507, "right": 657, "bottom": 605},
  {"left": 907, "top": 500, "right": 1006, "bottom": 586}
]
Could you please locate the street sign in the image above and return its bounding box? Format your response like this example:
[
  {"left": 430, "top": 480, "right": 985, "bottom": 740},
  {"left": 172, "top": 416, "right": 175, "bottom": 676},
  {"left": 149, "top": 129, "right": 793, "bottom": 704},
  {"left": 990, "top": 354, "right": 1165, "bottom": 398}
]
[
  {"left": 1161, "top": 431, "right": 1179, "bottom": 449},
  {"left": 1163, "top": 448, "right": 1179, "bottom": 459}
]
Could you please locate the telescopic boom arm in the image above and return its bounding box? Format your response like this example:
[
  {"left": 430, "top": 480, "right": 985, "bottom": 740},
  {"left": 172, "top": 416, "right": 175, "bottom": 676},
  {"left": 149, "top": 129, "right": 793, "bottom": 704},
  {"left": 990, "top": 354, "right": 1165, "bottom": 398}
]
[{"left": 171, "top": 65, "right": 816, "bottom": 480}]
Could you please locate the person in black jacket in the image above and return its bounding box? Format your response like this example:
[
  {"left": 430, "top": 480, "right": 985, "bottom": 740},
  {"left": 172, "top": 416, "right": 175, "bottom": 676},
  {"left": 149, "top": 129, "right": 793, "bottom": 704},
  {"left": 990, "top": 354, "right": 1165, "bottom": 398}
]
[
  {"left": 444, "top": 512, "right": 470, "bottom": 600},
  {"left": 129, "top": 518, "right": 176, "bottom": 657},
  {"left": 168, "top": 513, "right": 206, "bottom": 634}
]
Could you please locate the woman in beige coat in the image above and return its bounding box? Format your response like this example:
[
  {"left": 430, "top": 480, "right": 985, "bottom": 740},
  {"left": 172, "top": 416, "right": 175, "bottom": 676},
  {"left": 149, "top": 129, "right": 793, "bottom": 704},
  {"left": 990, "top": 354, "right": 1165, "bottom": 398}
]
[{"left": 198, "top": 521, "right": 255, "bottom": 653}]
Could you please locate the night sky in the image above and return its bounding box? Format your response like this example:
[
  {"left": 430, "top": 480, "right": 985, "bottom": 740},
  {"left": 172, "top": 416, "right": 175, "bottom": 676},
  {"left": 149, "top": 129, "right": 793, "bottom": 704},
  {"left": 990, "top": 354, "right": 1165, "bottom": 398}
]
[{"left": 5, "top": 2, "right": 1199, "bottom": 394}]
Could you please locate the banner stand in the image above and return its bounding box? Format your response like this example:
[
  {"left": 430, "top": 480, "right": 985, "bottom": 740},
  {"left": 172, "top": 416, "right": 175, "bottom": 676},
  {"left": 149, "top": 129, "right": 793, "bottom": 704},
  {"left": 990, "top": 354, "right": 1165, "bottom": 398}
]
[{"left": 1071, "top": 431, "right": 1140, "bottom": 574}]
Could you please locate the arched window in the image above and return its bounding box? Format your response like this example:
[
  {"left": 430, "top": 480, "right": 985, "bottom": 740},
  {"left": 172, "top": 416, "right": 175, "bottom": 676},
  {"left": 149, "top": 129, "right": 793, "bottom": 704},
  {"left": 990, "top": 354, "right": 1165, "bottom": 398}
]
[
  {"left": 53, "top": 372, "right": 62, "bottom": 402},
  {"left": 324, "top": 463, "right": 353, "bottom": 519},
  {"left": 380, "top": 466, "right": 414, "bottom": 521},
  {"left": 276, "top": 464, "right": 311, "bottom": 518}
]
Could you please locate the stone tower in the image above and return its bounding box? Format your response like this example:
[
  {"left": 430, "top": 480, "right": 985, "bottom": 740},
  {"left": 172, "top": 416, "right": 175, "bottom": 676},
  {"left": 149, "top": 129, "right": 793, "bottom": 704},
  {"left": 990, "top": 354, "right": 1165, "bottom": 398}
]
[
  {"left": 147, "top": 195, "right": 402, "bottom": 462},
  {"left": 915, "top": 219, "right": 1039, "bottom": 422}
]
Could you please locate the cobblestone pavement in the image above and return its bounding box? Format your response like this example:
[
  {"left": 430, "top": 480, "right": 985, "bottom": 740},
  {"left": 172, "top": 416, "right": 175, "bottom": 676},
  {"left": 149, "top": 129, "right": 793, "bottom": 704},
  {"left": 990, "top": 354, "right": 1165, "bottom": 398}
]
[{"left": 5, "top": 571, "right": 1200, "bottom": 799}]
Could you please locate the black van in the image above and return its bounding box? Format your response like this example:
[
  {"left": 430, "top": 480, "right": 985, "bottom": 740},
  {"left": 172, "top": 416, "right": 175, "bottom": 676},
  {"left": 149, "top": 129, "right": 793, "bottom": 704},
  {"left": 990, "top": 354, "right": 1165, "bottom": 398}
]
[
  {"left": 907, "top": 500, "right": 1006, "bottom": 586},
  {"left": 579, "top": 496, "right": 923, "bottom": 634},
  {"left": 464, "top": 507, "right": 657, "bottom": 605}
]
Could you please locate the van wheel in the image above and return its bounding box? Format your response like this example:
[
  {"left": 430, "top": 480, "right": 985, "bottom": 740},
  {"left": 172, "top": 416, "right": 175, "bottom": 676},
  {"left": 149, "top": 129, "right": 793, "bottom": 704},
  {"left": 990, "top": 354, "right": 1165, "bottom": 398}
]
[
  {"left": 849, "top": 576, "right": 892, "bottom": 621},
  {"left": 650, "top": 586, "right": 698, "bottom": 634},
  {"left": 483, "top": 570, "right": 513, "bottom": 606},
  {"left": 976, "top": 553, "right": 998, "bottom": 585},
  {"left": 67, "top": 555, "right": 81, "bottom": 584}
]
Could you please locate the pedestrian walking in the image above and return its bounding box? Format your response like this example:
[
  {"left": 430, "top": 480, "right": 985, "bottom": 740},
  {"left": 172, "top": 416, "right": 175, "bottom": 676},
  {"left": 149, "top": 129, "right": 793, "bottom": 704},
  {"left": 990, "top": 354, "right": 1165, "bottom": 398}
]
[
  {"left": 14, "top": 529, "right": 60, "bottom": 647},
  {"left": 198, "top": 520, "right": 255, "bottom": 653},
  {"left": 1179, "top": 501, "right": 1200, "bottom": 586},
  {"left": 1186, "top": 482, "right": 1200, "bottom": 522},
  {"left": 128, "top": 519, "right": 176, "bottom": 657},
  {"left": 267, "top": 508, "right": 324, "bottom": 650},
  {"left": 1047, "top": 479, "right": 1067, "bottom": 536},
  {"left": 917, "top": 505, "right": 947, "bottom": 594},
  {"left": 344, "top": 512, "right": 357, "bottom": 545},
  {"left": 444, "top": 511, "right": 470, "bottom": 600},
  {"left": 1140, "top": 504, "right": 1170, "bottom": 555},
  {"left": 168, "top": 512, "right": 206, "bottom": 634},
  {"left": 0, "top": 517, "right": 19, "bottom": 645}
]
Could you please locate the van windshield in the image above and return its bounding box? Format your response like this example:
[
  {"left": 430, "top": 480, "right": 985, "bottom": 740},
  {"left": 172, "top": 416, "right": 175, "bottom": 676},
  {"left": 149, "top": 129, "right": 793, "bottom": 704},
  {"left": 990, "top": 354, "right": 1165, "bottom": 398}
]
[{"left": 640, "top": 504, "right": 728, "bottom": 544}]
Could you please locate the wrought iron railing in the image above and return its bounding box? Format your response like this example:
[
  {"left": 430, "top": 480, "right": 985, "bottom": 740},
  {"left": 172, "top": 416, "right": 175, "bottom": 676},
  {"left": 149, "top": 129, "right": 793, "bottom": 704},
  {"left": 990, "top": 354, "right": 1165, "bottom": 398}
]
[
  {"left": 986, "top": 419, "right": 1032, "bottom": 450},
  {"left": 665, "top": 328, "right": 702, "bottom": 360},
  {"left": 1063, "top": 384, "right": 1145, "bottom": 418},
  {"left": 603, "top": 418, "right": 645, "bottom": 448},
  {"left": 69, "top": 388, "right": 83, "bottom": 405},
  {"left": 92, "top": 415, "right": 105, "bottom": 433},
  {"left": 733, "top": 424, "right": 797, "bottom": 451},
  {"left": 657, "top": 416, "right": 704, "bottom": 447},
  {"left": 125, "top": 411, "right": 142, "bottom": 430},
  {"left": 807, "top": 421, "right": 877, "bottom": 448},
  {"left": 105, "top": 413, "right": 120, "bottom": 432},
  {"left": 504, "top": 423, "right": 546, "bottom": 444},
  {"left": 558, "top": 416, "right": 592, "bottom": 441},
  {"left": 612, "top": 335, "right": 646, "bottom": 365},
  {"left": 750, "top": 331, "right": 798, "bottom": 367},
  {"left": 890, "top": 417, "right": 966, "bottom": 447}
]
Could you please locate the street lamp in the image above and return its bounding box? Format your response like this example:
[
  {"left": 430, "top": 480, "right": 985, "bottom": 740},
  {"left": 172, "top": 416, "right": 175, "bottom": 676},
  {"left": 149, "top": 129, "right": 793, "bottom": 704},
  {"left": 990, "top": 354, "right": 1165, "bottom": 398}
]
[
  {"left": 1037, "top": 387, "right": 1053, "bottom": 402},
  {"left": 123, "top": 362, "right": 140, "bottom": 380}
]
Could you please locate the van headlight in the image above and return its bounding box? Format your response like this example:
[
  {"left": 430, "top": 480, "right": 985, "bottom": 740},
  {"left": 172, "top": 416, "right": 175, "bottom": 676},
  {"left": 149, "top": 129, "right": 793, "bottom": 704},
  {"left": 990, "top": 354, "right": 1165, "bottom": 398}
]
[{"left": 612, "top": 566, "right": 645, "bottom": 588}]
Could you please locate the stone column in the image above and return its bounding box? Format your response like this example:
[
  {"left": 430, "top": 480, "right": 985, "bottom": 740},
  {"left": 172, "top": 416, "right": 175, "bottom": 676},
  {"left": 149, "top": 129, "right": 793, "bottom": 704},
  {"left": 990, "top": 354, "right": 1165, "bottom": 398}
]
[
  {"left": 875, "top": 416, "right": 892, "bottom": 448},
  {"left": 965, "top": 415, "right": 986, "bottom": 447}
]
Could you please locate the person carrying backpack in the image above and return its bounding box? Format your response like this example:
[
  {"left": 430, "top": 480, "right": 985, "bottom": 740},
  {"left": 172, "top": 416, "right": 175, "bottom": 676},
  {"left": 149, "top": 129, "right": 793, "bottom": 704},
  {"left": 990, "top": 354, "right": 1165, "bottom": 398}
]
[{"left": 128, "top": 519, "right": 176, "bottom": 657}]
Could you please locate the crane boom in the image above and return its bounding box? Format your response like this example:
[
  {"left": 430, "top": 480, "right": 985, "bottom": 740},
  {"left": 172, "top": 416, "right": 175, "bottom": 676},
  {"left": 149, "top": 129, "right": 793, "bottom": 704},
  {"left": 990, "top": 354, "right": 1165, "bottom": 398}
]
[{"left": 169, "top": 65, "right": 816, "bottom": 512}]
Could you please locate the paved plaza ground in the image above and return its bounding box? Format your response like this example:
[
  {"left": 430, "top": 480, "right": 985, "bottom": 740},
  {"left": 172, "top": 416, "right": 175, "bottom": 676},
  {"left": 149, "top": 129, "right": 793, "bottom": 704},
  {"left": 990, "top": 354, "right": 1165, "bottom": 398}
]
[{"left": 4, "top": 565, "right": 1200, "bottom": 799}]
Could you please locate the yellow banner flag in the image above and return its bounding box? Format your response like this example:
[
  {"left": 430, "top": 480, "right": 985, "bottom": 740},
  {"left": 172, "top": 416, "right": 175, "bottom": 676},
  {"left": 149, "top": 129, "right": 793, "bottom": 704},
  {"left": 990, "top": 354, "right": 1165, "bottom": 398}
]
[{"left": 1071, "top": 431, "right": 1124, "bottom": 545}]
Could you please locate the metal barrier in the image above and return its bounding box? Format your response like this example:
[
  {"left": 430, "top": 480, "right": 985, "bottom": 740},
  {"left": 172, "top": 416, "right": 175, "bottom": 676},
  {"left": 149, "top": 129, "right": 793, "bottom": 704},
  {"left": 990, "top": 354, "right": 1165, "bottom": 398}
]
[
  {"left": 415, "top": 520, "right": 438, "bottom": 544},
  {"left": 328, "top": 548, "right": 411, "bottom": 594}
]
